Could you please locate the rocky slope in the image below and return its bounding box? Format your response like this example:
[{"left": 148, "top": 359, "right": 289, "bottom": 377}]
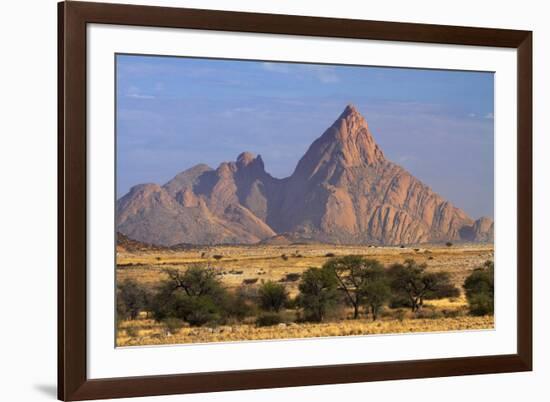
[{"left": 116, "top": 104, "right": 493, "bottom": 246}]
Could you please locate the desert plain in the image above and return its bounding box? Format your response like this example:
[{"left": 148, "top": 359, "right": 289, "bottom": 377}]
[{"left": 116, "top": 242, "right": 494, "bottom": 346}]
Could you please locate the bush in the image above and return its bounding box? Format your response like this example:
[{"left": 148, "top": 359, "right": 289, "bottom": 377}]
[
  {"left": 258, "top": 281, "right": 288, "bottom": 312},
  {"left": 151, "top": 288, "right": 223, "bottom": 326},
  {"left": 213, "top": 255, "right": 223, "bottom": 260},
  {"left": 445, "top": 242, "right": 453, "bottom": 247},
  {"left": 281, "top": 254, "right": 289, "bottom": 261},
  {"left": 361, "top": 275, "right": 391, "bottom": 320},
  {"left": 223, "top": 287, "right": 256, "bottom": 321},
  {"left": 150, "top": 265, "right": 228, "bottom": 326},
  {"left": 182, "top": 296, "right": 223, "bottom": 326},
  {"left": 163, "top": 318, "right": 184, "bottom": 334},
  {"left": 242, "top": 278, "right": 259, "bottom": 285},
  {"left": 325, "top": 253, "right": 335, "bottom": 258},
  {"left": 425, "top": 282, "right": 461, "bottom": 299},
  {"left": 389, "top": 295, "right": 412, "bottom": 309},
  {"left": 117, "top": 279, "right": 147, "bottom": 320},
  {"left": 464, "top": 260, "right": 494, "bottom": 316},
  {"left": 388, "top": 259, "right": 459, "bottom": 312},
  {"left": 297, "top": 267, "right": 339, "bottom": 322},
  {"left": 467, "top": 293, "right": 493, "bottom": 316},
  {"left": 256, "top": 312, "right": 282, "bottom": 327}
]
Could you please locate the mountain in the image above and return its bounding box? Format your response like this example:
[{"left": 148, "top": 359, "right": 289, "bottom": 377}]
[{"left": 116, "top": 104, "right": 493, "bottom": 246}]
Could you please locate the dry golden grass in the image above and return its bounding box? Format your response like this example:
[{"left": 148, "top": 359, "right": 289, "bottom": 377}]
[
  {"left": 116, "top": 243, "right": 494, "bottom": 346},
  {"left": 117, "top": 243, "right": 493, "bottom": 297},
  {"left": 117, "top": 313, "right": 494, "bottom": 346}
]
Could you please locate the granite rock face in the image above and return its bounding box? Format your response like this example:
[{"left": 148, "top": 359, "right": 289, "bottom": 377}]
[{"left": 117, "top": 105, "right": 493, "bottom": 246}]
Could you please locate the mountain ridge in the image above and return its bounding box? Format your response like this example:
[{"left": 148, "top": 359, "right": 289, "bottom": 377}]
[{"left": 116, "top": 105, "right": 493, "bottom": 246}]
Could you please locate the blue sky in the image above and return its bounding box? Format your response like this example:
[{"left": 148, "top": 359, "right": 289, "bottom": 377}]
[{"left": 116, "top": 54, "right": 494, "bottom": 219}]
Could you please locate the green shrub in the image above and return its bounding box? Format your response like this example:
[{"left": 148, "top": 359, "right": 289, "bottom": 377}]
[
  {"left": 223, "top": 287, "right": 256, "bottom": 321},
  {"left": 150, "top": 265, "right": 228, "bottom": 326},
  {"left": 256, "top": 312, "right": 282, "bottom": 327},
  {"left": 163, "top": 318, "right": 184, "bottom": 334},
  {"left": 388, "top": 259, "right": 459, "bottom": 312},
  {"left": 361, "top": 275, "right": 391, "bottom": 321},
  {"left": 297, "top": 266, "right": 339, "bottom": 322},
  {"left": 464, "top": 260, "right": 494, "bottom": 316},
  {"left": 389, "top": 295, "right": 412, "bottom": 309},
  {"left": 117, "top": 279, "right": 147, "bottom": 320},
  {"left": 258, "top": 281, "right": 288, "bottom": 312}
]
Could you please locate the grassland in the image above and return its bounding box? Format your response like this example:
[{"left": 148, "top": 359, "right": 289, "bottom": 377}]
[{"left": 116, "top": 242, "right": 494, "bottom": 346}]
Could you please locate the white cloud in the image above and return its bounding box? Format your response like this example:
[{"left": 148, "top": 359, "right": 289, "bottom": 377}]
[
  {"left": 261, "top": 62, "right": 340, "bottom": 83},
  {"left": 261, "top": 62, "right": 291, "bottom": 73},
  {"left": 484, "top": 112, "right": 494, "bottom": 119},
  {"left": 221, "top": 106, "right": 256, "bottom": 118},
  {"left": 126, "top": 85, "right": 156, "bottom": 99},
  {"left": 304, "top": 65, "right": 340, "bottom": 83}
]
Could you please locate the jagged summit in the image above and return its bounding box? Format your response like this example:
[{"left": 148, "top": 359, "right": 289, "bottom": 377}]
[
  {"left": 340, "top": 103, "right": 360, "bottom": 118},
  {"left": 117, "top": 105, "right": 493, "bottom": 246},
  {"left": 291, "top": 104, "right": 385, "bottom": 181},
  {"left": 237, "top": 151, "right": 256, "bottom": 166},
  {"left": 236, "top": 152, "right": 265, "bottom": 171}
]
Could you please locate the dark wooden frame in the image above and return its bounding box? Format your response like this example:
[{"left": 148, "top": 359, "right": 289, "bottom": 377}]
[{"left": 58, "top": 1, "right": 532, "bottom": 400}]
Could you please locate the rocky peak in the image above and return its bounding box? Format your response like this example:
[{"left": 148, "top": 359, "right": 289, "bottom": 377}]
[
  {"left": 291, "top": 104, "right": 385, "bottom": 180},
  {"left": 331, "top": 104, "right": 385, "bottom": 166},
  {"left": 235, "top": 152, "right": 266, "bottom": 174},
  {"left": 117, "top": 104, "right": 493, "bottom": 246},
  {"left": 340, "top": 103, "right": 361, "bottom": 119},
  {"left": 237, "top": 151, "right": 256, "bottom": 166}
]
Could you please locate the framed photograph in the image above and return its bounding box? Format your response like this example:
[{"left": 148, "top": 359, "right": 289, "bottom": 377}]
[{"left": 58, "top": 1, "right": 532, "bottom": 400}]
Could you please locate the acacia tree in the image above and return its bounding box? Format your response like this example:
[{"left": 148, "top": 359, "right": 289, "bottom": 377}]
[
  {"left": 297, "top": 266, "right": 339, "bottom": 322},
  {"left": 150, "top": 265, "right": 228, "bottom": 326},
  {"left": 165, "top": 265, "right": 223, "bottom": 297},
  {"left": 388, "top": 259, "right": 457, "bottom": 312},
  {"left": 323, "top": 256, "right": 384, "bottom": 319},
  {"left": 359, "top": 264, "right": 390, "bottom": 321}
]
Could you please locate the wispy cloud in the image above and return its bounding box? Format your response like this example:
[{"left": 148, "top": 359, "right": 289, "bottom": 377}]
[
  {"left": 126, "top": 85, "right": 156, "bottom": 99},
  {"left": 304, "top": 65, "right": 340, "bottom": 83},
  {"left": 484, "top": 112, "right": 494, "bottom": 119},
  {"left": 221, "top": 106, "right": 256, "bottom": 118},
  {"left": 261, "top": 62, "right": 291, "bottom": 73},
  {"left": 261, "top": 62, "right": 340, "bottom": 84}
]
